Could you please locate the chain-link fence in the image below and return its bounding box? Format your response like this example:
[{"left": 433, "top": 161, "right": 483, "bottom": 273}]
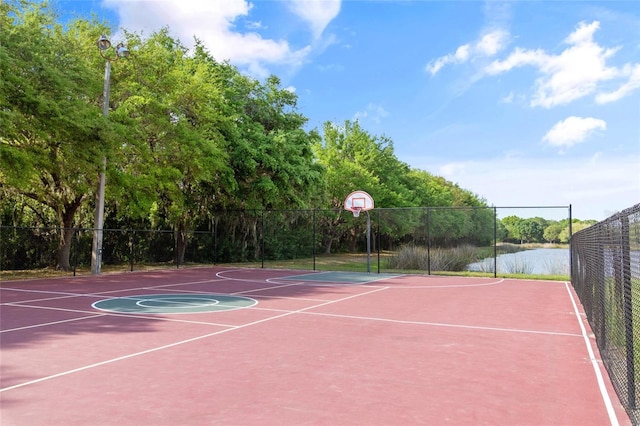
[
  {"left": 1, "top": 206, "right": 571, "bottom": 277},
  {"left": 571, "top": 203, "right": 640, "bottom": 424}
]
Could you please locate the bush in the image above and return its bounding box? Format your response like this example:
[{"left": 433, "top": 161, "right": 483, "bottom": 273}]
[
  {"left": 387, "top": 244, "right": 479, "bottom": 272},
  {"left": 386, "top": 245, "right": 429, "bottom": 270},
  {"left": 502, "top": 255, "right": 534, "bottom": 274}
]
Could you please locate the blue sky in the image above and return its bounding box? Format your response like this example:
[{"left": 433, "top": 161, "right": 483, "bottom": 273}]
[{"left": 54, "top": 0, "right": 639, "bottom": 221}]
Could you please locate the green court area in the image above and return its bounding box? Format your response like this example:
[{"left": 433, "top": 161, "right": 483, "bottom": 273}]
[{"left": 92, "top": 294, "right": 257, "bottom": 314}]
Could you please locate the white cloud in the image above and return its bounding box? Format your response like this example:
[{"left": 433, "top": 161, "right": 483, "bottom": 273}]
[
  {"left": 454, "top": 44, "right": 472, "bottom": 62},
  {"left": 439, "top": 162, "right": 466, "bottom": 177},
  {"left": 421, "top": 154, "right": 640, "bottom": 221},
  {"left": 542, "top": 116, "right": 606, "bottom": 150},
  {"left": 353, "top": 103, "right": 388, "bottom": 124},
  {"left": 317, "top": 63, "right": 344, "bottom": 72},
  {"left": 425, "top": 29, "right": 509, "bottom": 75},
  {"left": 596, "top": 63, "right": 640, "bottom": 103},
  {"left": 104, "top": 0, "right": 340, "bottom": 78},
  {"left": 245, "top": 20, "right": 265, "bottom": 30},
  {"left": 485, "top": 47, "right": 547, "bottom": 74},
  {"left": 484, "top": 21, "right": 638, "bottom": 108},
  {"left": 500, "top": 91, "right": 515, "bottom": 104},
  {"left": 476, "top": 31, "right": 507, "bottom": 56},
  {"left": 287, "top": 0, "right": 341, "bottom": 40},
  {"left": 425, "top": 45, "right": 470, "bottom": 75}
]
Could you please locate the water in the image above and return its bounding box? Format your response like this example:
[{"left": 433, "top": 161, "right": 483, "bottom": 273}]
[{"left": 466, "top": 248, "right": 570, "bottom": 275}]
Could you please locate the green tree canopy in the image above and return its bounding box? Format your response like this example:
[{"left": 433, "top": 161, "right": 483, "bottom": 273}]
[{"left": 0, "top": 1, "right": 111, "bottom": 269}]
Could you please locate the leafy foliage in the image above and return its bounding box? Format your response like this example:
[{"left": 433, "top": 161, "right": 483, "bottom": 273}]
[
  {"left": 0, "top": 1, "right": 590, "bottom": 270},
  {"left": 0, "top": 1, "right": 110, "bottom": 269},
  {"left": 500, "top": 216, "right": 594, "bottom": 244}
]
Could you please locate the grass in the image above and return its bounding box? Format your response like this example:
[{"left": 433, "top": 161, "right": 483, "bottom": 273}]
[{"left": 0, "top": 262, "right": 192, "bottom": 281}]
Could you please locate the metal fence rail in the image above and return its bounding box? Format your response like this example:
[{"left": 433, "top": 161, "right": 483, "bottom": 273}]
[
  {"left": 1, "top": 206, "right": 572, "bottom": 277},
  {"left": 571, "top": 203, "right": 640, "bottom": 424}
]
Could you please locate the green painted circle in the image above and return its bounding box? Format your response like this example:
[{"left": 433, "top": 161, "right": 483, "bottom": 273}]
[{"left": 92, "top": 294, "right": 257, "bottom": 314}]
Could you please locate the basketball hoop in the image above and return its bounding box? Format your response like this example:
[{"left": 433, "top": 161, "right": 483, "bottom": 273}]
[
  {"left": 343, "top": 190, "right": 375, "bottom": 273},
  {"left": 350, "top": 207, "right": 362, "bottom": 218},
  {"left": 344, "top": 190, "right": 374, "bottom": 218}
]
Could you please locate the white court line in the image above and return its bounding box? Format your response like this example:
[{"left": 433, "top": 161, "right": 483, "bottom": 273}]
[
  {"left": 216, "top": 269, "right": 291, "bottom": 284},
  {"left": 91, "top": 294, "right": 259, "bottom": 315},
  {"left": 564, "top": 282, "right": 619, "bottom": 426},
  {"left": 385, "top": 278, "right": 505, "bottom": 289},
  {"left": 205, "top": 278, "right": 335, "bottom": 301},
  {"left": 137, "top": 278, "right": 227, "bottom": 291},
  {"left": 109, "top": 285, "right": 334, "bottom": 303},
  {"left": 1, "top": 287, "right": 99, "bottom": 303},
  {"left": 240, "top": 281, "right": 308, "bottom": 293},
  {"left": 266, "top": 273, "right": 395, "bottom": 287},
  {"left": 218, "top": 269, "right": 505, "bottom": 289},
  {"left": 215, "top": 269, "right": 360, "bottom": 295},
  {"left": 240, "top": 294, "right": 333, "bottom": 303},
  {"left": 1, "top": 278, "right": 226, "bottom": 306},
  {"left": 216, "top": 269, "right": 271, "bottom": 282},
  {"left": 0, "top": 285, "right": 389, "bottom": 393},
  {"left": 1, "top": 314, "right": 106, "bottom": 333},
  {"left": 215, "top": 269, "right": 345, "bottom": 288},
  {"left": 2, "top": 302, "right": 238, "bottom": 328},
  {"left": 1, "top": 275, "right": 328, "bottom": 333},
  {"left": 299, "top": 310, "right": 583, "bottom": 337}
]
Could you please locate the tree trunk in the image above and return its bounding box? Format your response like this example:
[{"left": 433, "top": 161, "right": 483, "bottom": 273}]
[
  {"left": 323, "top": 238, "right": 333, "bottom": 254},
  {"left": 56, "top": 196, "right": 83, "bottom": 271},
  {"left": 251, "top": 218, "right": 259, "bottom": 260},
  {"left": 57, "top": 226, "right": 75, "bottom": 271},
  {"left": 175, "top": 229, "right": 188, "bottom": 266},
  {"left": 349, "top": 230, "right": 357, "bottom": 252},
  {"left": 321, "top": 212, "right": 344, "bottom": 255}
]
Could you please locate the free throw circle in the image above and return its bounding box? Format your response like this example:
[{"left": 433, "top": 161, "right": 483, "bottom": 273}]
[{"left": 92, "top": 294, "right": 257, "bottom": 314}]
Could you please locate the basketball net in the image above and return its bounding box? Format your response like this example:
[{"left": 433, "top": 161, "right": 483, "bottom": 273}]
[{"left": 351, "top": 207, "right": 362, "bottom": 218}]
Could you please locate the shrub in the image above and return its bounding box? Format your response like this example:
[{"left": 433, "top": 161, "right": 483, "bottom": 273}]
[
  {"left": 502, "top": 255, "right": 534, "bottom": 274},
  {"left": 543, "top": 257, "right": 570, "bottom": 275},
  {"left": 387, "top": 244, "right": 479, "bottom": 272},
  {"left": 386, "top": 245, "right": 429, "bottom": 270}
]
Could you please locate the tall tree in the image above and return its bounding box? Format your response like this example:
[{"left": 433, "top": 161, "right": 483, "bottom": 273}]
[
  {"left": 105, "top": 31, "right": 238, "bottom": 263},
  {"left": 228, "top": 74, "right": 323, "bottom": 210},
  {"left": 313, "top": 120, "right": 421, "bottom": 252},
  {"left": 516, "top": 219, "right": 544, "bottom": 243},
  {"left": 0, "top": 1, "right": 111, "bottom": 269}
]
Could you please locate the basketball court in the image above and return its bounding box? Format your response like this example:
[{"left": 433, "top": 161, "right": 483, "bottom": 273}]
[{"left": 0, "top": 267, "right": 631, "bottom": 425}]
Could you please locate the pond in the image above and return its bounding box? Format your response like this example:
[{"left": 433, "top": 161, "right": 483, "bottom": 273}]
[{"left": 466, "top": 248, "right": 570, "bottom": 275}]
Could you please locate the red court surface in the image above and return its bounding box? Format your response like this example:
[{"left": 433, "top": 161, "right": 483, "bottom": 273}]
[{"left": 0, "top": 267, "right": 632, "bottom": 425}]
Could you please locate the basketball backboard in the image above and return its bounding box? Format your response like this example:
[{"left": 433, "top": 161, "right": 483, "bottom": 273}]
[{"left": 344, "top": 190, "right": 374, "bottom": 217}]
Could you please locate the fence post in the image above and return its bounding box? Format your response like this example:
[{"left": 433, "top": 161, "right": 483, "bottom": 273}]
[
  {"left": 129, "top": 230, "right": 134, "bottom": 272},
  {"left": 312, "top": 209, "right": 316, "bottom": 271},
  {"left": 377, "top": 208, "right": 381, "bottom": 274},
  {"left": 621, "top": 214, "right": 636, "bottom": 409},
  {"left": 72, "top": 229, "right": 78, "bottom": 277},
  {"left": 426, "top": 208, "right": 431, "bottom": 275},
  {"left": 568, "top": 204, "right": 573, "bottom": 275},
  {"left": 213, "top": 218, "right": 217, "bottom": 265},
  {"left": 261, "top": 209, "right": 265, "bottom": 269},
  {"left": 493, "top": 207, "right": 497, "bottom": 278},
  {"left": 598, "top": 223, "right": 606, "bottom": 343},
  {"left": 174, "top": 230, "right": 179, "bottom": 269}
]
